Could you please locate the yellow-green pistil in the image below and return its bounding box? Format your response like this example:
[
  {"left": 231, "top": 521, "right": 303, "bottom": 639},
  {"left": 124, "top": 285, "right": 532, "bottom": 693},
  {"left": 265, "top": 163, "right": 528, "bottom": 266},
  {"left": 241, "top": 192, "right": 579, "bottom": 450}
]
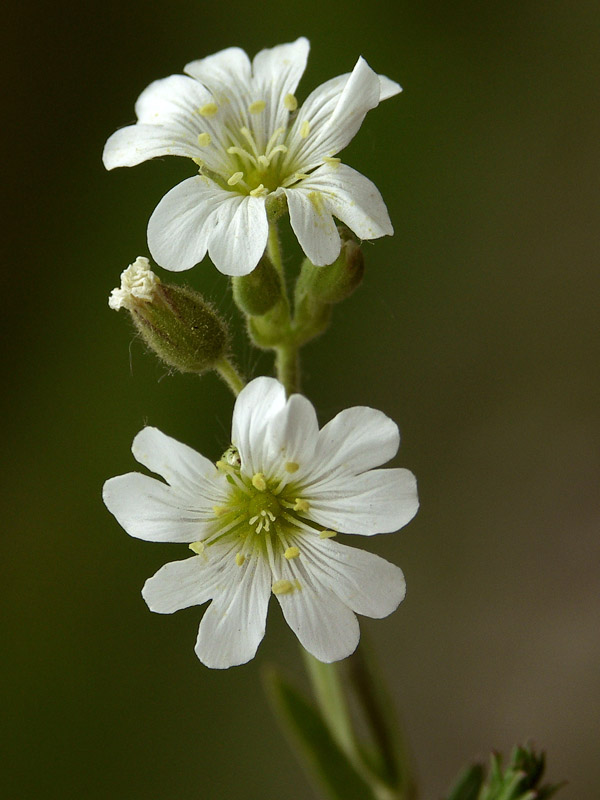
[{"left": 189, "top": 450, "right": 337, "bottom": 594}]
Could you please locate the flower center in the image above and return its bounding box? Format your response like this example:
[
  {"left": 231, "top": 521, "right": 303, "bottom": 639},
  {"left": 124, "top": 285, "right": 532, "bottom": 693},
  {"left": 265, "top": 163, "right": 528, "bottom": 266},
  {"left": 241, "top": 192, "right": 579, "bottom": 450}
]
[
  {"left": 247, "top": 490, "right": 281, "bottom": 533},
  {"left": 194, "top": 95, "right": 312, "bottom": 196}
]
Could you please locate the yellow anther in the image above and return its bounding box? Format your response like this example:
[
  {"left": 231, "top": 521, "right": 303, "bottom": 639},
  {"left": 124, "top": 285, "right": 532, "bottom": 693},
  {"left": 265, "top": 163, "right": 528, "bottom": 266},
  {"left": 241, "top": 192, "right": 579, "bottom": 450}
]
[
  {"left": 272, "top": 579, "right": 294, "bottom": 595},
  {"left": 319, "top": 529, "right": 337, "bottom": 539},
  {"left": 323, "top": 156, "right": 341, "bottom": 166},
  {"left": 284, "top": 93, "right": 298, "bottom": 111},
  {"left": 216, "top": 460, "right": 234, "bottom": 473},
  {"left": 284, "top": 546, "right": 300, "bottom": 560},
  {"left": 285, "top": 461, "right": 299, "bottom": 473},
  {"left": 199, "top": 102, "right": 218, "bottom": 117},
  {"left": 189, "top": 541, "right": 205, "bottom": 554},
  {"left": 227, "top": 171, "right": 244, "bottom": 186},
  {"left": 294, "top": 498, "right": 310, "bottom": 513},
  {"left": 252, "top": 473, "right": 267, "bottom": 491},
  {"left": 294, "top": 579, "right": 302, "bottom": 591},
  {"left": 192, "top": 157, "right": 204, "bottom": 168},
  {"left": 249, "top": 100, "right": 266, "bottom": 114},
  {"left": 197, "top": 132, "right": 211, "bottom": 147},
  {"left": 300, "top": 120, "right": 310, "bottom": 138},
  {"left": 212, "top": 505, "right": 229, "bottom": 517},
  {"left": 235, "top": 552, "right": 245, "bottom": 566},
  {"left": 249, "top": 184, "right": 268, "bottom": 197},
  {"left": 294, "top": 172, "right": 310, "bottom": 181}
]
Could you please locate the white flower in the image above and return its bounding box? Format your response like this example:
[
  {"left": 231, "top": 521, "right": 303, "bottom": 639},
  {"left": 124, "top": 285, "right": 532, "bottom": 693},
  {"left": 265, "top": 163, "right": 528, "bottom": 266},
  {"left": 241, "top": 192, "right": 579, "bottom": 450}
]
[
  {"left": 108, "top": 256, "right": 160, "bottom": 310},
  {"left": 103, "top": 377, "right": 418, "bottom": 668},
  {"left": 103, "top": 38, "right": 401, "bottom": 277}
]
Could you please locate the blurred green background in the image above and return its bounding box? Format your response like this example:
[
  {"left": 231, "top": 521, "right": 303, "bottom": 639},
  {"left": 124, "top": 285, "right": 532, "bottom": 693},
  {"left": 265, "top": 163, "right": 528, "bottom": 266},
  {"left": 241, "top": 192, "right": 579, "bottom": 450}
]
[{"left": 4, "top": 1, "right": 599, "bottom": 798}]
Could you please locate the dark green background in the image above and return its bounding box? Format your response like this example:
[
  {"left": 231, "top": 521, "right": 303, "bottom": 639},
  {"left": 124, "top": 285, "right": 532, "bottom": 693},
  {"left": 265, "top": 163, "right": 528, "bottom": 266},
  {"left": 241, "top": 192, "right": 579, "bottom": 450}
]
[{"left": 4, "top": 1, "right": 599, "bottom": 798}]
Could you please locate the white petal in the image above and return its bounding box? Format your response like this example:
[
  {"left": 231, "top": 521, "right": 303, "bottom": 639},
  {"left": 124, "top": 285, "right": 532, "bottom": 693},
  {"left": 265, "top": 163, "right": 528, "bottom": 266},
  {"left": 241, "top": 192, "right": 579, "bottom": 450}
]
[
  {"left": 284, "top": 186, "right": 341, "bottom": 266},
  {"left": 306, "top": 468, "right": 419, "bottom": 535},
  {"left": 207, "top": 194, "right": 269, "bottom": 277},
  {"left": 132, "top": 427, "right": 226, "bottom": 501},
  {"left": 263, "top": 394, "right": 319, "bottom": 480},
  {"left": 102, "top": 124, "right": 199, "bottom": 169},
  {"left": 251, "top": 37, "right": 310, "bottom": 136},
  {"left": 142, "top": 545, "right": 238, "bottom": 613},
  {"left": 309, "top": 406, "right": 399, "bottom": 484},
  {"left": 103, "top": 473, "right": 215, "bottom": 542},
  {"left": 184, "top": 47, "right": 252, "bottom": 108},
  {"left": 379, "top": 74, "right": 402, "bottom": 101},
  {"left": 300, "top": 536, "right": 406, "bottom": 618},
  {"left": 285, "top": 57, "right": 381, "bottom": 173},
  {"left": 298, "top": 163, "right": 393, "bottom": 240},
  {"left": 135, "top": 75, "right": 209, "bottom": 126},
  {"left": 147, "top": 176, "right": 224, "bottom": 272},
  {"left": 195, "top": 552, "right": 271, "bottom": 668},
  {"left": 232, "top": 377, "right": 287, "bottom": 476},
  {"left": 273, "top": 550, "right": 360, "bottom": 662}
]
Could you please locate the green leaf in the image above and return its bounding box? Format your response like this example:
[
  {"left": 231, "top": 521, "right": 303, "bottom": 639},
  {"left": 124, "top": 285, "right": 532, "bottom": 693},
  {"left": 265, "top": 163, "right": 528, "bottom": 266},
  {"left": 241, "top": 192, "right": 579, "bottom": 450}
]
[
  {"left": 445, "top": 764, "right": 485, "bottom": 800},
  {"left": 264, "top": 667, "right": 378, "bottom": 800}
]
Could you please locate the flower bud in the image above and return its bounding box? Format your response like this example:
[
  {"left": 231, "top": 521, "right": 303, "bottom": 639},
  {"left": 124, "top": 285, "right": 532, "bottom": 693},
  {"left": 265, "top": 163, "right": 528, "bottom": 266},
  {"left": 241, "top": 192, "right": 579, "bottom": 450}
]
[
  {"left": 109, "top": 257, "right": 230, "bottom": 374},
  {"left": 296, "top": 231, "right": 365, "bottom": 306},
  {"left": 232, "top": 255, "right": 281, "bottom": 316}
]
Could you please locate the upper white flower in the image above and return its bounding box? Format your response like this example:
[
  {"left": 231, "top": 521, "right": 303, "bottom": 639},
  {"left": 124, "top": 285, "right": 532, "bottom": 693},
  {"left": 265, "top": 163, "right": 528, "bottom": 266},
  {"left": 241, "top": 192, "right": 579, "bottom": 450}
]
[
  {"left": 103, "top": 38, "right": 402, "bottom": 277},
  {"left": 103, "top": 377, "right": 418, "bottom": 668}
]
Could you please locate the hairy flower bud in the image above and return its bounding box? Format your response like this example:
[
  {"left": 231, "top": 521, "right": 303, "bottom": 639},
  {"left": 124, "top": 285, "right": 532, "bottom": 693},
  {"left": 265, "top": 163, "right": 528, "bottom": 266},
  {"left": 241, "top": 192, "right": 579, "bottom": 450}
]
[
  {"left": 296, "top": 231, "right": 365, "bottom": 306},
  {"left": 109, "top": 257, "right": 230, "bottom": 374},
  {"left": 232, "top": 255, "right": 282, "bottom": 316}
]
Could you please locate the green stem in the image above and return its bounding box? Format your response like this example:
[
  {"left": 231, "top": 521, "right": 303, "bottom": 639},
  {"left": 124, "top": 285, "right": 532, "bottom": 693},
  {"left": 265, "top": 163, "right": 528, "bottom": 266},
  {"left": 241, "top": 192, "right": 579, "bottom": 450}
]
[
  {"left": 214, "top": 358, "right": 245, "bottom": 396},
  {"left": 302, "top": 649, "right": 358, "bottom": 760},
  {"left": 275, "top": 342, "right": 300, "bottom": 395}
]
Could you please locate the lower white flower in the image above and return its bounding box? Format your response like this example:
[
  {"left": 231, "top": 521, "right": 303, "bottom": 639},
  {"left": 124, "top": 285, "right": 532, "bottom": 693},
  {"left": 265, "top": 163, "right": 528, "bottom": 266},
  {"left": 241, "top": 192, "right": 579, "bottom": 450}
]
[{"left": 103, "top": 378, "right": 418, "bottom": 668}]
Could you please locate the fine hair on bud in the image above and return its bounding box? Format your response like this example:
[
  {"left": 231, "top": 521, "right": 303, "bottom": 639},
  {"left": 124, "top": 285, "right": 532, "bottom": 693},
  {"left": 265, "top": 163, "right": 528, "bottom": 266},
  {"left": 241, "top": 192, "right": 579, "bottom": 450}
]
[
  {"left": 231, "top": 256, "right": 282, "bottom": 317},
  {"left": 131, "top": 282, "right": 231, "bottom": 374}
]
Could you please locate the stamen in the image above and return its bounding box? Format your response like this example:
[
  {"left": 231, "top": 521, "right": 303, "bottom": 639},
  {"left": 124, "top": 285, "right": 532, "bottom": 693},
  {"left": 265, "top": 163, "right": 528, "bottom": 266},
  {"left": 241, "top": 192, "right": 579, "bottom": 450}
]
[
  {"left": 285, "top": 462, "right": 299, "bottom": 473},
  {"left": 257, "top": 155, "right": 271, "bottom": 169},
  {"left": 294, "top": 498, "right": 310, "bottom": 513},
  {"left": 235, "top": 552, "right": 245, "bottom": 566},
  {"left": 324, "top": 156, "right": 341, "bottom": 166},
  {"left": 265, "top": 127, "right": 285, "bottom": 155},
  {"left": 300, "top": 120, "right": 310, "bottom": 138},
  {"left": 272, "top": 579, "right": 294, "bottom": 595},
  {"left": 192, "top": 157, "right": 204, "bottom": 168},
  {"left": 189, "top": 541, "right": 205, "bottom": 554},
  {"left": 252, "top": 473, "right": 267, "bottom": 491},
  {"left": 248, "top": 100, "right": 266, "bottom": 114},
  {"left": 294, "top": 172, "right": 310, "bottom": 181},
  {"left": 268, "top": 144, "right": 288, "bottom": 157},
  {"left": 199, "top": 102, "right": 218, "bottom": 117},
  {"left": 249, "top": 184, "right": 268, "bottom": 197},
  {"left": 319, "top": 529, "right": 337, "bottom": 539},
  {"left": 248, "top": 515, "right": 259, "bottom": 525},
  {"left": 226, "top": 146, "right": 258, "bottom": 170},
  {"left": 266, "top": 510, "right": 277, "bottom": 522},
  {"left": 284, "top": 93, "right": 298, "bottom": 111},
  {"left": 197, "top": 132, "right": 211, "bottom": 147},
  {"left": 284, "top": 546, "right": 300, "bottom": 560},
  {"left": 240, "top": 126, "right": 259, "bottom": 156},
  {"left": 227, "top": 171, "right": 244, "bottom": 186}
]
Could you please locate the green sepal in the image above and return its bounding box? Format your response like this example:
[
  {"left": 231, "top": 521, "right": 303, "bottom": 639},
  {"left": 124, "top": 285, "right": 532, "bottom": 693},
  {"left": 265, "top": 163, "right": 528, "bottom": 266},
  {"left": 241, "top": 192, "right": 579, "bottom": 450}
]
[
  {"left": 445, "top": 764, "right": 485, "bottom": 800},
  {"left": 296, "top": 235, "right": 364, "bottom": 306},
  {"left": 131, "top": 283, "right": 230, "bottom": 374},
  {"left": 232, "top": 256, "right": 282, "bottom": 316},
  {"left": 264, "top": 667, "right": 378, "bottom": 800},
  {"left": 247, "top": 299, "right": 291, "bottom": 348}
]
